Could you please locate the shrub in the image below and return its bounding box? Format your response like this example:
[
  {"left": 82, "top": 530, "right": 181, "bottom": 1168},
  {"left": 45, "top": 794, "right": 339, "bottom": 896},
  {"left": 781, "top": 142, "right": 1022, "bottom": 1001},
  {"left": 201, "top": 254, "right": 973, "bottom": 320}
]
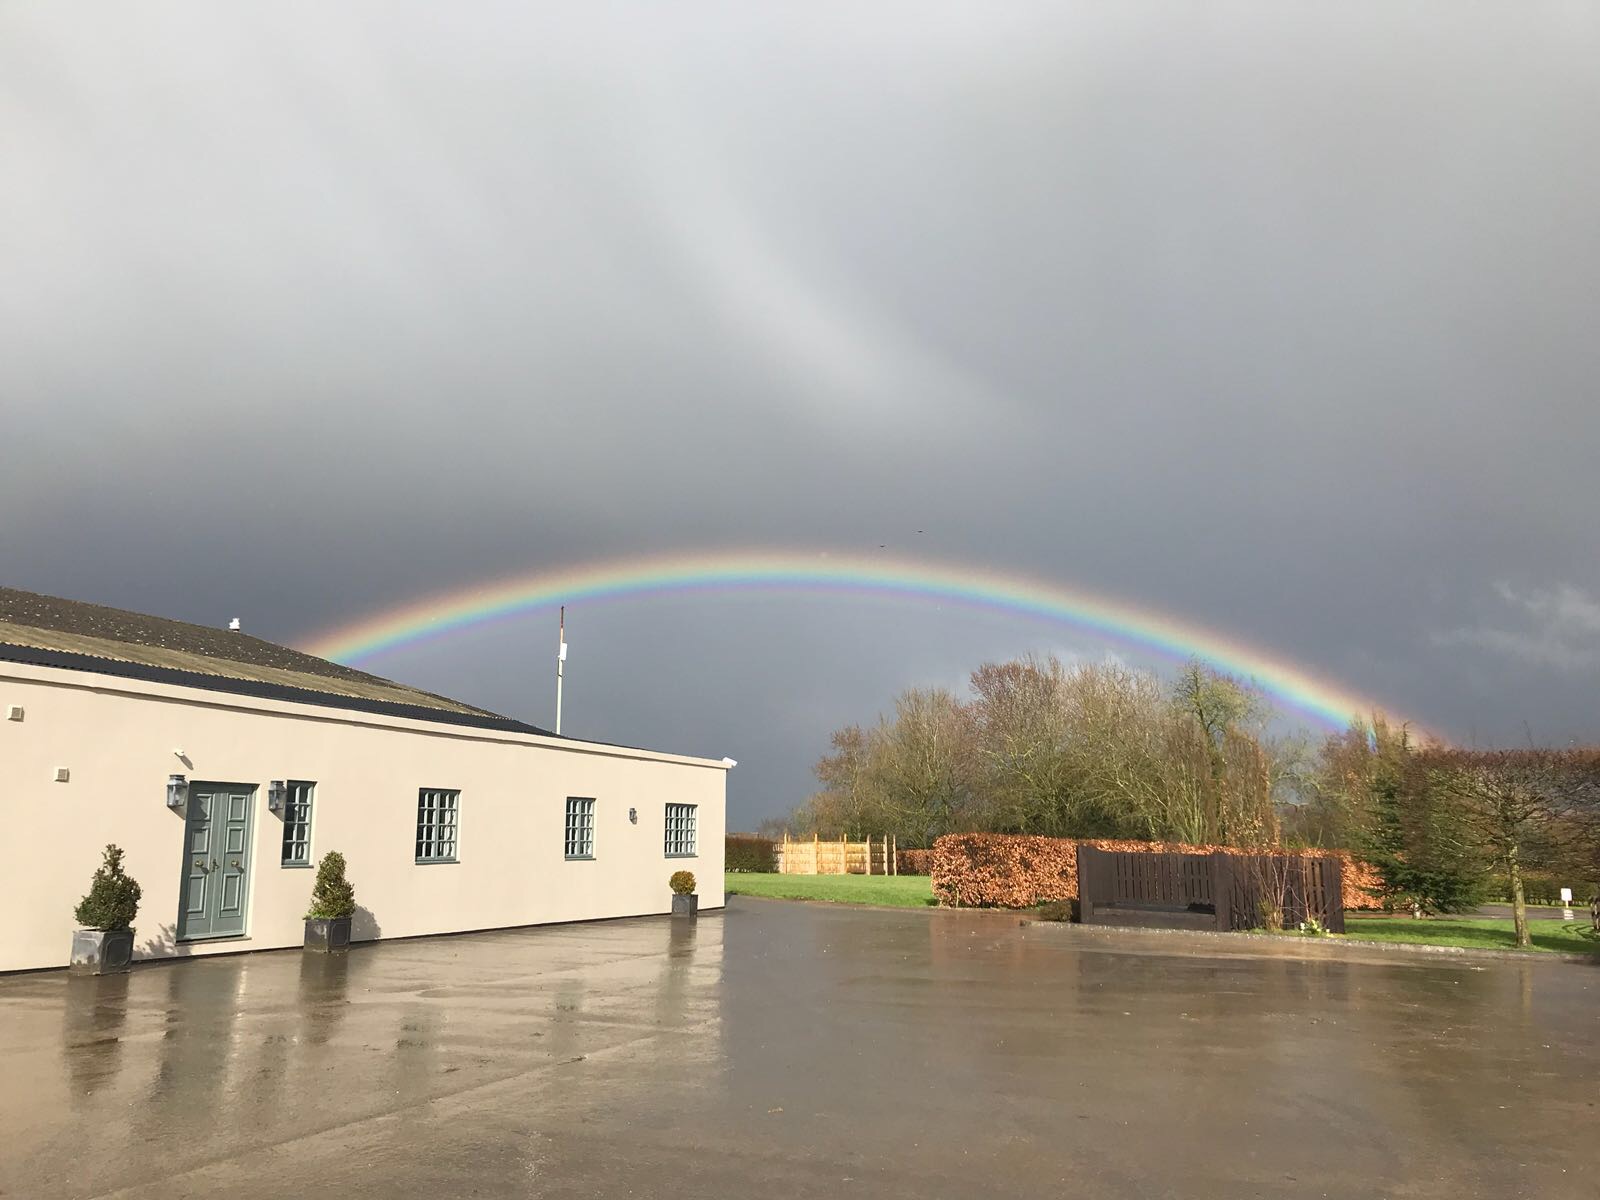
[
  {"left": 670, "top": 870, "right": 697, "bottom": 895},
  {"left": 74, "top": 844, "right": 142, "bottom": 931},
  {"left": 725, "top": 835, "right": 777, "bottom": 873},
  {"left": 1490, "top": 874, "right": 1598, "bottom": 906},
  {"left": 1035, "top": 900, "right": 1076, "bottom": 922},
  {"left": 1358, "top": 758, "right": 1491, "bottom": 915},
  {"left": 1256, "top": 895, "right": 1285, "bottom": 932},
  {"left": 1341, "top": 855, "right": 1387, "bottom": 910},
  {"left": 895, "top": 848, "right": 933, "bottom": 875},
  {"left": 306, "top": 851, "right": 356, "bottom": 920}
]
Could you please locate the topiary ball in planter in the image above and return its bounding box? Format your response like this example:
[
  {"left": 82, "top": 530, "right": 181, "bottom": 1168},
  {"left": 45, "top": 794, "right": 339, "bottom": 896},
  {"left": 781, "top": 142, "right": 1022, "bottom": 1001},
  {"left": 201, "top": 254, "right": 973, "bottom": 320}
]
[
  {"left": 304, "top": 851, "right": 357, "bottom": 954},
  {"left": 669, "top": 870, "right": 698, "bottom": 918},
  {"left": 71, "top": 844, "right": 141, "bottom": 975}
]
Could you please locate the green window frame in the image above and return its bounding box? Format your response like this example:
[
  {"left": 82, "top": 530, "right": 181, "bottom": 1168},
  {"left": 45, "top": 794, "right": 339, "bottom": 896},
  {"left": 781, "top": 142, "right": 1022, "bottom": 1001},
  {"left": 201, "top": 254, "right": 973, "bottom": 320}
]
[
  {"left": 565, "top": 797, "right": 595, "bottom": 860},
  {"left": 664, "top": 803, "right": 697, "bottom": 857},
  {"left": 415, "top": 788, "right": 460, "bottom": 863},
  {"left": 280, "top": 780, "right": 315, "bottom": 866}
]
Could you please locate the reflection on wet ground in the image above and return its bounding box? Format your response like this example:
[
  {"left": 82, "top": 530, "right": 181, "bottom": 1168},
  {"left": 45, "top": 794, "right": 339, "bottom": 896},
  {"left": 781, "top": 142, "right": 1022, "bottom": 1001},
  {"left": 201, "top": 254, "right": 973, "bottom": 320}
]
[{"left": 2, "top": 899, "right": 1596, "bottom": 1198}]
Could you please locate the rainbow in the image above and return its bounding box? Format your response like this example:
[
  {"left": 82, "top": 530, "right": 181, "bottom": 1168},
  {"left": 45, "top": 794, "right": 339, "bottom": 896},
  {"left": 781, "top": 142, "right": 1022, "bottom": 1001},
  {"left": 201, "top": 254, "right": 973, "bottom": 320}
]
[{"left": 302, "top": 549, "right": 1394, "bottom": 731}]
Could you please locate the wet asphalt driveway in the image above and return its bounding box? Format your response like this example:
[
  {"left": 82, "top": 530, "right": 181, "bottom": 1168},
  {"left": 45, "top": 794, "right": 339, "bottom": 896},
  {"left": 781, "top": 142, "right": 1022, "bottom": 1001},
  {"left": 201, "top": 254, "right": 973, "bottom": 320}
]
[{"left": 3, "top": 897, "right": 1598, "bottom": 1199}]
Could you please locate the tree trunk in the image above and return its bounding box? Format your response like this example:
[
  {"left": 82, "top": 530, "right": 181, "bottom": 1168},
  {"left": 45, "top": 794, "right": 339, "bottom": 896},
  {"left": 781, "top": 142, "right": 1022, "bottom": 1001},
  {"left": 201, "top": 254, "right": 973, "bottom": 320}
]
[{"left": 1507, "top": 846, "right": 1531, "bottom": 949}]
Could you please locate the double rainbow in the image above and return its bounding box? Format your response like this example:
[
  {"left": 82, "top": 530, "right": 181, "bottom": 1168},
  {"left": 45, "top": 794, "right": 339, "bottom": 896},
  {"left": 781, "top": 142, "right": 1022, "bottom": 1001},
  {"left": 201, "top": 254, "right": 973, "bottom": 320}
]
[{"left": 302, "top": 549, "right": 1392, "bottom": 731}]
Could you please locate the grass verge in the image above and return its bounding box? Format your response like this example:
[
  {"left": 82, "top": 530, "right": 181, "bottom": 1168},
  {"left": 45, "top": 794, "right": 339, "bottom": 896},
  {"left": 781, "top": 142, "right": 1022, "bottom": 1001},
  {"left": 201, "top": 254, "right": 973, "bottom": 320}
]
[
  {"left": 723, "top": 880, "right": 1600, "bottom": 953},
  {"left": 1340, "top": 918, "right": 1600, "bottom": 955},
  {"left": 725, "top": 872, "right": 936, "bottom": 907}
]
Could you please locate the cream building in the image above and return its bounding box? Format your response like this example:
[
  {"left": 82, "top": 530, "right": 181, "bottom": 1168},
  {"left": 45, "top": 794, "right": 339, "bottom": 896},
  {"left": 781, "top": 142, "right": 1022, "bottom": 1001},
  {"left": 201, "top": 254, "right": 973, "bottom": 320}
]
[{"left": 0, "top": 587, "right": 729, "bottom": 973}]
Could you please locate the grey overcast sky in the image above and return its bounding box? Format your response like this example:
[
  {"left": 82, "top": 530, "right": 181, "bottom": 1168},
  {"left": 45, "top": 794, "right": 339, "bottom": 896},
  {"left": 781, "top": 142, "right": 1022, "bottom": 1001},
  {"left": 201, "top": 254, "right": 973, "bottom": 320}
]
[{"left": 4, "top": 3, "right": 1598, "bottom": 827}]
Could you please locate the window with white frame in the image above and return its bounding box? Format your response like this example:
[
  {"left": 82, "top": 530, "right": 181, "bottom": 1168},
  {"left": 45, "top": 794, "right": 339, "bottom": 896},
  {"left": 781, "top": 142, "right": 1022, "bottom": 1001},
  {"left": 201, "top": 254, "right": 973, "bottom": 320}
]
[
  {"left": 280, "top": 780, "right": 315, "bottom": 866},
  {"left": 415, "top": 788, "right": 460, "bottom": 863},
  {"left": 664, "top": 803, "right": 697, "bottom": 857},
  {"left": 565, "top": 797, "right": 595, "bottom": 859}
]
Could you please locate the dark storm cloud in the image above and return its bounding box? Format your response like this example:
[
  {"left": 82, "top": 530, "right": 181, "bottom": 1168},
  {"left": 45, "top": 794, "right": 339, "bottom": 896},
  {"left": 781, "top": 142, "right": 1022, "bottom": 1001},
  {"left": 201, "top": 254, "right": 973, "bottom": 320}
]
[{"left": 3, "top": 3, "right": 1597, "bottom": 823}]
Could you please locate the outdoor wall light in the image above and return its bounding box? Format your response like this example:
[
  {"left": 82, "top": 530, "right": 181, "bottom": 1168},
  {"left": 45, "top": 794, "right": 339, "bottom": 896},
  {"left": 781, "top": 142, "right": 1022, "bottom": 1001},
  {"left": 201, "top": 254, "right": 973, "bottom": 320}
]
[
  {"left": 267, "top": 779, "right": 288, "bottom": 813},
  {"left": 629, "top": 807, "right": 638, "bottom": 824},
  {"left": 166, "top": 774, "right": 188, "bottom": 808}
]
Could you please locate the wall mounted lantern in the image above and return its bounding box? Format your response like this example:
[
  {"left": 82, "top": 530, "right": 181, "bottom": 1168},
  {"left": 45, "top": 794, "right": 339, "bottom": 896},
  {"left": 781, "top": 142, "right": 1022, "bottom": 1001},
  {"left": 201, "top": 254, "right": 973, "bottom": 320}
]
[
  {"left": 628, "top": 807, "right": 638, "bottom": 824},
  {"left": 267, "top": 780, "right": 288, "bottom": 813},
  {"left": 166, "top": 774, "right": 188, "bottom": 808}
]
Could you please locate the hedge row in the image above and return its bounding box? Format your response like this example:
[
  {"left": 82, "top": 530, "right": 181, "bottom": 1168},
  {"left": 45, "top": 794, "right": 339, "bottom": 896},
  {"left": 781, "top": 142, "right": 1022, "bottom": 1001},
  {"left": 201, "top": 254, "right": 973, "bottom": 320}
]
[
  {"left": 1338, "top": 853, "right": 1385, "bottom": 909},
  {"left": 930, "top": 833, "right": 1384, "bottom": 911},
  {"left": 894, "top": 848, "right": 933, "bottom": 876},
  {"left": 1489, "top": 875, "right": 1599, "bottom": 906},
  {"left": 725, "top": 835, "right": 778, "bottom": 873}
]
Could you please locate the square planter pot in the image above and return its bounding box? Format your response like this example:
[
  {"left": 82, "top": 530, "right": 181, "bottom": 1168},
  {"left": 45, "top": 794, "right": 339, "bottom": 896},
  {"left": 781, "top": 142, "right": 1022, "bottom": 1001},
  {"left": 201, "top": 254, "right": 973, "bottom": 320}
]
[
  {"left": 671, "top": 893, "right": 699, "bottom": 918},
  {"left": 70, "top": 928, "right": 134, "bottom": 975},
  {"left": 304, "top": 917, "right": 353, "bottom": 953}
]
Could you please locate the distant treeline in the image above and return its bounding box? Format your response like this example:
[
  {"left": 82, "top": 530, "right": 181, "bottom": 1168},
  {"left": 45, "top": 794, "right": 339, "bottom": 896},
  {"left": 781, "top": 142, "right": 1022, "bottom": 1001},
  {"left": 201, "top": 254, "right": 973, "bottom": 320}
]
[
  {"left": 774, "top": 657, "right": 1285, "bottom": 850},
  {"left": 1293, "top": 721, "right": 1600, "bottom": 938},
  {"left": 766, "top": 656, "right": 1600, "bottom": 943}
]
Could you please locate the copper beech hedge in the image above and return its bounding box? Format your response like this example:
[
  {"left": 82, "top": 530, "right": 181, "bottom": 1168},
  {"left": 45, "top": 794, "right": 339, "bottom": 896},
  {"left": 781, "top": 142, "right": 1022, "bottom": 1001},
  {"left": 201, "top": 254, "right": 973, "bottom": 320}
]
[
  {"left": 930, "top": 833, "right": 1384, "bottom": 911},
  {"left": 894, "top": 848, "right": 934, "bottom": 876}
]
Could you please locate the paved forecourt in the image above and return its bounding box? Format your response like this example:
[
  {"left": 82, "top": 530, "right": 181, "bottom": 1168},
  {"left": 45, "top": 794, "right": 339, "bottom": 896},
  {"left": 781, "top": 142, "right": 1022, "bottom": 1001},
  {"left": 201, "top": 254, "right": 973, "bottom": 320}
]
[{"left": 2, "top": 898, "right": 1596, "bottom": 1199}]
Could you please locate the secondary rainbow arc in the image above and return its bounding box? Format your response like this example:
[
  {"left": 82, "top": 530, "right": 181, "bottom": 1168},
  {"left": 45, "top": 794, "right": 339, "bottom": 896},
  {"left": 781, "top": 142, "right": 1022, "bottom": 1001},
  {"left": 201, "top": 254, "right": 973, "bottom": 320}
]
[{"left": 301, "top": 550, "right": 1394, "bottom": 731}]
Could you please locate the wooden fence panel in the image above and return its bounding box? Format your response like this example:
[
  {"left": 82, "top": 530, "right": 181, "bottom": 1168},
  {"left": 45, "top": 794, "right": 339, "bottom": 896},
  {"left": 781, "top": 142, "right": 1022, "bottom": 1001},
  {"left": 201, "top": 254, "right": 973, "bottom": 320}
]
[
  {"left": 1102, "top": 850, "right": 1213, "bottom": 908},
  {"left": 777, "top": 840, "right": 819, "bottom": 875},
  {"left": 1080, "top": 847, "right": 1345, "bottom": 933},
  {"left": 816, "top": 841, "right": 845, "bottom": 875},
  {"left": 1077, "top": 844, "right": 1098, "bottom": 921},
  {"left": 1323, "top": 857, "right": 1346, "bottom": 933},
  {"left": 777, "top": 836, "right": 895, "bottom": 875},
  {"left": 1210, "top": 853, "right": 1232, "bottom": 931},
  {"left": 1214, "top": 853, "right": 1346, "bottom": 932}
]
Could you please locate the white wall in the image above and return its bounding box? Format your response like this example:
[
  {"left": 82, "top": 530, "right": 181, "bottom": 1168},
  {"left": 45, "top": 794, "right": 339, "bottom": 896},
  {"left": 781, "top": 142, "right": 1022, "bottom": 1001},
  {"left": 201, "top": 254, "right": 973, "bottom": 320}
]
[{"left": 0, "top": 662, "right": 727, "bottom": 972}]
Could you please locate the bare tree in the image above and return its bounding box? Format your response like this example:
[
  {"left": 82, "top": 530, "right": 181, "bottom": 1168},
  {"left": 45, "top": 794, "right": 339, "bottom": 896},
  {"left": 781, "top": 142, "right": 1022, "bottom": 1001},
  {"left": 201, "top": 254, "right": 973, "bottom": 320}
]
[
  {"left": 1171, "top": 660, "right": 1269, "bottom": 844},
  {"left": 1064, "top": 664, "right": 1208, "bottom": 842},
  {"left": 812, "top": 725, "right": 879, "bottom": 836},
  {"left": 967, "top": 658, "right": 1077, "bottom": 834},
  {"left": 1425, "top": 749, "right": 1600, "bottom": 947},
  {"left": 877, "top": 688, "right": 974, "bottom": 846},
  {"left": 797, "top": 655, "right": 1305, "bottom": 851}
]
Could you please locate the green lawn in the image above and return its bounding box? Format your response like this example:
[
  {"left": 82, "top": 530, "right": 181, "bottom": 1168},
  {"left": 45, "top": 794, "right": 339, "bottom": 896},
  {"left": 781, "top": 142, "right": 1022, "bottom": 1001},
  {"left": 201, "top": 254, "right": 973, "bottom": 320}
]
[
  {"left": 725, "top": 872, "right": 936, "bottom": 907},
  {"left": 1341, "top": 917, "right": 1600, "bottom": 955},
  {"left": 722, "top": 876, "right": 1600, "bottom": 954}
]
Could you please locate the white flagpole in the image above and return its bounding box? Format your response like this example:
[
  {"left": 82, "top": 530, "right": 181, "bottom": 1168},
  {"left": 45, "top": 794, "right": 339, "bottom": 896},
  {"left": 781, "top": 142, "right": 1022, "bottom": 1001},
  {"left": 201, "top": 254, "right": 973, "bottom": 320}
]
[{"left": 555, "top": 606, "right": 567, "bottom": 735}]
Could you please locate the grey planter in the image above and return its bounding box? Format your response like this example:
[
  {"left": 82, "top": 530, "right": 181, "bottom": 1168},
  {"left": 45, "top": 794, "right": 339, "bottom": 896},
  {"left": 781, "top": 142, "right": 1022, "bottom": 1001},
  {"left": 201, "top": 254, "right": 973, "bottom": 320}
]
[
  {"left": 304, "top": 917, "right": 353, "bottom": 953},
  {"left": 671, "top": 893, "right": 699, "bottom": 918},
  {"left": 70, "top": 928, "right": 134, "bottom": 975}
]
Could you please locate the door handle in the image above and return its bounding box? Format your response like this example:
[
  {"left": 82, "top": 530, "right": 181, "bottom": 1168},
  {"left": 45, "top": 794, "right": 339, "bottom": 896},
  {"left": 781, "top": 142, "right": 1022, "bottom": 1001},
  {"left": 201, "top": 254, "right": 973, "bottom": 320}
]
[
  {"left": 193, "top": 858, "right": 206, "bottom": 870},
  {"left": 210, "top": 860, "right": 219, "bottom": 872},
  {"left": 229, "top": 859, "right": 241, "bottom": 869}
]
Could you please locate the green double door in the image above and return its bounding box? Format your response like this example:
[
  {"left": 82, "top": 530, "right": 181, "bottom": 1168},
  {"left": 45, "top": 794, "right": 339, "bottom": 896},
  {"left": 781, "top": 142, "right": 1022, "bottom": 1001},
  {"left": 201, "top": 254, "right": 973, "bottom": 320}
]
[{"left": 178, "top": 782, "right": 255, "bottom": 941}]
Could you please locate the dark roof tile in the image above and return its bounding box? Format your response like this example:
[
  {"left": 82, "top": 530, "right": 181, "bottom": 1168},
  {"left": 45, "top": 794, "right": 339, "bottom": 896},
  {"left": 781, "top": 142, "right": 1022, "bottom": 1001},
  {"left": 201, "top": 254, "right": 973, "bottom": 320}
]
[{"left": 0, "top": 585, "right": 541, "bottom": 729}]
